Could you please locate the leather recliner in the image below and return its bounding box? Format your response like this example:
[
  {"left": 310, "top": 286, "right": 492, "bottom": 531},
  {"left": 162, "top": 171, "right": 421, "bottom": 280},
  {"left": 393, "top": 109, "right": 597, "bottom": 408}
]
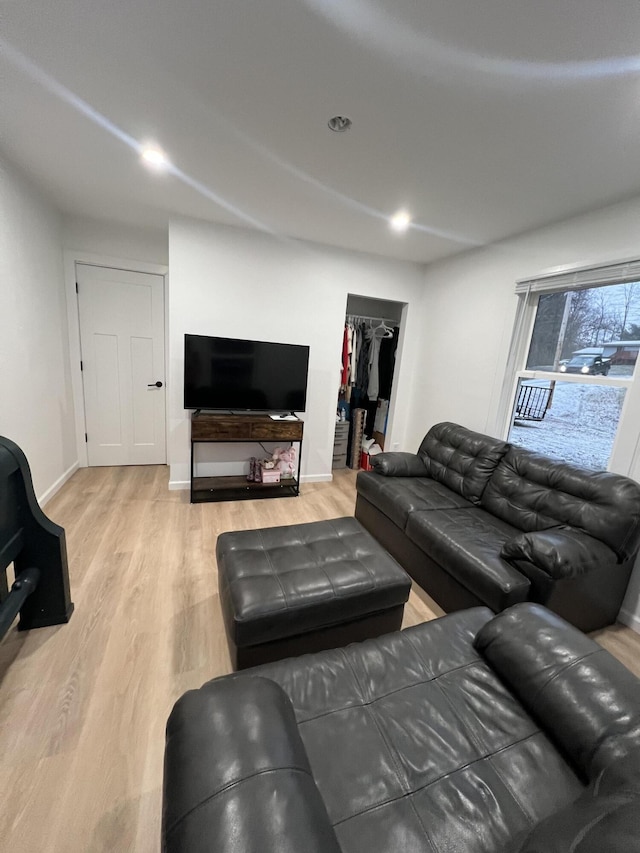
[{"left": 162, "top": 603, "right": 640, "bottom": 853}]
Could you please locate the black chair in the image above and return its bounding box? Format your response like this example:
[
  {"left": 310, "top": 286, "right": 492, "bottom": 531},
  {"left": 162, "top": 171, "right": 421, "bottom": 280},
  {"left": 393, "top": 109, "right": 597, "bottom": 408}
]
[{"left": 0, "top": 436, "right": 74, "bottom": 639}]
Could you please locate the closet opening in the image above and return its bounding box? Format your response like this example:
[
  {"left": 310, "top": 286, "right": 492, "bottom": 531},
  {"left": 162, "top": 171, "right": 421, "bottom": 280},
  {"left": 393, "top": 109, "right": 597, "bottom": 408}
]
[{"left": 334, "top": 295, "right": 406, "bottom": 471}]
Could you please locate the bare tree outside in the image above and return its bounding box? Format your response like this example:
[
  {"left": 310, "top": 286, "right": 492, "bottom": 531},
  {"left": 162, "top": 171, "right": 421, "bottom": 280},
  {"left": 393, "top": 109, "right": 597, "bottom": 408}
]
[
  {"left": 526, "top": 282, "right": 640, "bottom": 370},
  {"left": 615, "top": 283, "right": 640, "bottom": 339},
  {"left": 622, "top": 322, "right": 640, "bottom": 341}
]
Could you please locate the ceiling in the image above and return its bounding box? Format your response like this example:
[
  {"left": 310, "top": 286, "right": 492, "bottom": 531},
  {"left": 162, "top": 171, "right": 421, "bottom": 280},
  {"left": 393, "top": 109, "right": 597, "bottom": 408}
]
[{"left": 2, "top": 0, "right": 640, "bottom": 263}]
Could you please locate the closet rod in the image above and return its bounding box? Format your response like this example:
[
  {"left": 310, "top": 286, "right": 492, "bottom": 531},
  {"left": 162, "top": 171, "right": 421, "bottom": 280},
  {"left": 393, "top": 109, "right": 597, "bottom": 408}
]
[{"left": 346, "top": 314, "right": 398, "bottom": 324}]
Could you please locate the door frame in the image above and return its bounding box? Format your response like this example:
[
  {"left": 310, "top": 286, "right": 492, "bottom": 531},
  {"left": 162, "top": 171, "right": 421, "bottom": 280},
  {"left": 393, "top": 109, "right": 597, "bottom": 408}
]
[
  {"left": 343, "top": 293, "right": 408, "bottom": 456},
  {"left": 64, "top": 251, "right": 169, "bottom": 468}
]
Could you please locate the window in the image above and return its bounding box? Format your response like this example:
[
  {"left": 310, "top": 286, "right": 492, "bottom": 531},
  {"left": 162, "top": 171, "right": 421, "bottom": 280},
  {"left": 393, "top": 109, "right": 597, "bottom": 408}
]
[
  {"left": 504, "top": 275, "right": 640, "bottom": 473},
  {"left": 525, "top": 284, "right": 640, "bottom": 377},
  {"left": 509, "top": 378, "right": 626, "bottom": 470}
]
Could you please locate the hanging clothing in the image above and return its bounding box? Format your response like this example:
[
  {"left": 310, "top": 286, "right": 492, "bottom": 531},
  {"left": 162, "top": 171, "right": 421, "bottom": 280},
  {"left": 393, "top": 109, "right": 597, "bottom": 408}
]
[
  {"left": 356, "top": 323, "right": 370, "bottom": 391},
  {"left": 341, "top": 325, "right": 349, "bottom": 386},
  {"left": 341, "top": 314, "right": 399, "bottom": 441},
  {"left": 350, "top": 326, "right": 357, "bottom": 391},
  {"left": 364, "top": 398, "right": 377, "bottom": 439},
  {"left": 378, "top": 327, "right": 398, "bottom": 399},
  {"left": 366, "top": 325, "right": 386, "bottom": 400}
]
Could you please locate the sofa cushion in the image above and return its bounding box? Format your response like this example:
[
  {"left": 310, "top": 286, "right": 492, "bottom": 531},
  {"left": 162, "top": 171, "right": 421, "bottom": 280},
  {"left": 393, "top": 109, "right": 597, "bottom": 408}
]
[
  {"left": 228, "top": 608, "right": 584, "bottom": 853},
  {"left": 481, "top": 446, "right": 640, "bottom": 560},
  {"left": 474, "top": 603, "right": 640, "bottom": 781},
  {"left": 370, "top": 452, "right": 429, "bottom": 477},
  {"left": 514, "top": 750, "right": 640, "bottom": 852},
  {"left": 515, "top": 789, "right": 640, "bottom": 853},
  {"left": 356, "top": 470, "right": 473, "bottom": 529},
  {"left": 417, "top": 422, "right": 509, "bottom": 504},
  {"left": 405, "top": 508, "right": 530, "bottom": 611},
  {"left": 163, "top": 677, "right": 342, "bottom": 853},
  {"left": 477, "top": 605, "right": 640, "bottom": 852},
  {"left": 501, "top": 527, "right": 618, "bottom": 579}
]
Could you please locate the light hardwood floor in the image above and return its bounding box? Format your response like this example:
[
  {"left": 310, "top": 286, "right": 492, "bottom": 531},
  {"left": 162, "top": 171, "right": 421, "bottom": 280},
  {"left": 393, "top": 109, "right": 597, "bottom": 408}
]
[{"left": 0, "top": 465, "right": 638, "bottom": 852}]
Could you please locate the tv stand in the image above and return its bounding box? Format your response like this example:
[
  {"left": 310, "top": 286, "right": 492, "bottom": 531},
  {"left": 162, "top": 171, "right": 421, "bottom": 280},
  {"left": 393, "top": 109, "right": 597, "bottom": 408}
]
[{"left": 190, "top": 412, "right": 303, "bottom": 503}]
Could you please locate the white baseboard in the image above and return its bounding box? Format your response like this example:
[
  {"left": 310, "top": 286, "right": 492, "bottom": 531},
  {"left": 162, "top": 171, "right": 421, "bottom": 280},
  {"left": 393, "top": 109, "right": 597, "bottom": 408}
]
[
  {"left": 300, "top": 473, "right": 333, "bottom": 484},
  {"left": 618, "top": 607, "right": 640, "bottom": 634},
  {"left": 39, "top": 461, "right": 79, "bottom": 507},
  {"left": 168, "top": 479, "right": 190, "bottom": 491}
]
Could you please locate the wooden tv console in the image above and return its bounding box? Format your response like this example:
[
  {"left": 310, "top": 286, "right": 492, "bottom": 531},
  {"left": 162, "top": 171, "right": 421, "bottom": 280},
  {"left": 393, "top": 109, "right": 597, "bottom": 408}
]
[{"left": 190, "top": 412, "right": 304, "bottom": 503}]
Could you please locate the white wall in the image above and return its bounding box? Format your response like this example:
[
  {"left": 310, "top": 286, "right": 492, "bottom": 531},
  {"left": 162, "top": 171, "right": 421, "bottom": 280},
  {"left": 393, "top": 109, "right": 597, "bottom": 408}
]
[
  {"left": 415, "top": 195, "right": 640, "bottom": 435},
  {"left": 168, "top": 216, "right": 425, "bottom": 486},
  {"left": 0, "top": 155, "right": 77, "bottom": 501},
  {"left": 63, "top": 215, "right": 168, "bottom": 266},
  {"left": 414, "top": 193, "right": 640, "bottom": 630}
]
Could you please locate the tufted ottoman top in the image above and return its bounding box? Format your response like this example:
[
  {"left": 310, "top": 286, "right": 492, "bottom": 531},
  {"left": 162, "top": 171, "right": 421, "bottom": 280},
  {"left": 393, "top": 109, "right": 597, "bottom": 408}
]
[{"left": 216, "top": 517, "right": 411, "bottom": 647}]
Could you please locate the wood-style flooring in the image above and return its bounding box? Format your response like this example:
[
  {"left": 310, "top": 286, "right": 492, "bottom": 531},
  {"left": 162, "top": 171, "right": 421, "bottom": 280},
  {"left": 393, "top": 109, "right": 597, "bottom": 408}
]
[{"left": 0, "top": 465, "right": 638, "bottom": 852}]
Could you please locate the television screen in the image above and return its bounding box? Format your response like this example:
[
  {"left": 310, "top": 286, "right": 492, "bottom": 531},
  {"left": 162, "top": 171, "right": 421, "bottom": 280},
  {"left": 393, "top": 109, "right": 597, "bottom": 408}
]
[{"left": 184, "top": 334, "right": 309, "bottom": 412}]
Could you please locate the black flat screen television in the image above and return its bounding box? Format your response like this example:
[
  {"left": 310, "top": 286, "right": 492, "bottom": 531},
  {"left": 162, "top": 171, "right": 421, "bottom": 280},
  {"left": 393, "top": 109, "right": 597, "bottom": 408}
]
[{"left": 184, "top": 334, "right": 310, "bottom": 412}]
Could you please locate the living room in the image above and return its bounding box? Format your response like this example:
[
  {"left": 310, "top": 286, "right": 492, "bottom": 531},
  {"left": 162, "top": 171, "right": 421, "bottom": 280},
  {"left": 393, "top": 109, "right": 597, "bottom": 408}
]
[{"left": 2, "top": 2, "right": 640, "bottom": 851}]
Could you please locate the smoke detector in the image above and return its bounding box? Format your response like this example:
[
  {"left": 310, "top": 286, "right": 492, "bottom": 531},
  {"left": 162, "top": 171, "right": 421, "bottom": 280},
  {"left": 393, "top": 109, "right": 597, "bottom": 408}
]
[{"left": 328, "top": 116, "right": 352, "bottom": 132}]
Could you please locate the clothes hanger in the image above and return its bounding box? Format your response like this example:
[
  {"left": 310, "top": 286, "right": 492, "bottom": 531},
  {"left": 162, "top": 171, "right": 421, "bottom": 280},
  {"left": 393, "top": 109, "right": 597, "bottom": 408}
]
[{"left": 373, "top": 319, "right": 394, "bottom": 338}]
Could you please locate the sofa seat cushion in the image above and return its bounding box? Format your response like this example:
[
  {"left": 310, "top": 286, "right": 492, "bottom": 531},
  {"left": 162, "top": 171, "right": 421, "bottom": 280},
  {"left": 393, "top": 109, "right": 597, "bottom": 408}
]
[
  {"left": 405, "top": 508, "right": 531, "bottom": 611},
  {"left": 232, "top": 608, "right": 584, "bottom": 853},
  {"left": 417, "top": 422, "right": 509, "bottom": 503},
  {"left": 356, "top": 470, "right": 473, "bottom": 529}
]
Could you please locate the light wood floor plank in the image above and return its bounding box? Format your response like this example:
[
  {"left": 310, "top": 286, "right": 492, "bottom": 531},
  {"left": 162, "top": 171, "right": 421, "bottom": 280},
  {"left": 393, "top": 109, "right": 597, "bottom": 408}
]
[{"left": 0, "top": 465, "right": 638, "bottom": 851}]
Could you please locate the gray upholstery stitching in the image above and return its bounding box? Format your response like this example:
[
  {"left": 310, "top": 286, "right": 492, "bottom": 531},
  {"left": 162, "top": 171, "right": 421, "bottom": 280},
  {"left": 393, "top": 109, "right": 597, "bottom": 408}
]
[
  {"left": 315, "top": 519, "right": 346, "bottom": 600},
  {"left": 331, "top": 731, "right": 542, "bottom": 827},
  {"left": 416, "top": 642, "right": 535, "bottom": 825},
  {"left": 568, "top": 804, "right": 622, "bottom": 852},
  {"left": 338, "top": 647, "right": 368, "bottom": 706},
  {"left": 296, "top": 659, "right": 483, "bottom": 725},
  {"left": 345, "top": 647, "right": 441, "bottom": 853},
  {"left": 367, "top": 690, "right": 440, "bottom": 853},
  {"left": 529, "top": 648, "right": 602, "bottom": 710},
  {"left": 165, "top": 765, "right": 313, "bottom": 838},
  {"left": 257, "top": 528, "right": 289, "bottom": 611},
  {"left": 403, "top": 631, "right": 535, "bottom": 823}
]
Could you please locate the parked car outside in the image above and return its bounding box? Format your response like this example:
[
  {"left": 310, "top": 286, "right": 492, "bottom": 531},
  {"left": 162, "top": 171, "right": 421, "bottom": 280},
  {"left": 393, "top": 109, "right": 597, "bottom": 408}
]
[{"left": 559, "top": 354, "right": 611, "bottom": 375}]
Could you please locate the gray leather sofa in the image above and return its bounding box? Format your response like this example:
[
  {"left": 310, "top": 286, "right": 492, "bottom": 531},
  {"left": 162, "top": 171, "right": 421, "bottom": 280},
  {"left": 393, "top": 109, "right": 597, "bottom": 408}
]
[
  {"left": 355, "top": 422, "right": 640, "bottom": 631},
  {"left": 162, "top": 604, "right": 640, "bottom": 853}
]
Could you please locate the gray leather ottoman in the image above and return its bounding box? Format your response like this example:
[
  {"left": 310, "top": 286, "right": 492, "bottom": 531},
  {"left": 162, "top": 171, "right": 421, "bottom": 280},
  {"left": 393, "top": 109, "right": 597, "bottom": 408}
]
[{"left": 216, "top": 517, "right": 412, "bottom": 669}]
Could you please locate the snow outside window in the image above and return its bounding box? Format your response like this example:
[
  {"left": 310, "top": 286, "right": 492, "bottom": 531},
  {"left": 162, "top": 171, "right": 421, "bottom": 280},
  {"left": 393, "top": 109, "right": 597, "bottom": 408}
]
[{"left": 507, "top": 281, "right": 640, "bottom": 471}]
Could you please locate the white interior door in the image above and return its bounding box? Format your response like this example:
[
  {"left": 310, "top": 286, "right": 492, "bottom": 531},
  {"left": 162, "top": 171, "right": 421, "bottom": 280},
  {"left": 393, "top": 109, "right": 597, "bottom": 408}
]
[{"left": 77, "top": 263, "right": 166, "bottom": 466}]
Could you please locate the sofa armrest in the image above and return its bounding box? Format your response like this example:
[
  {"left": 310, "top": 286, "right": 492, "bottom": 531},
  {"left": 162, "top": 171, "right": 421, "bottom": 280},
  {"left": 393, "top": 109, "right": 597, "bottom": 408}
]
[
  {"left": 371, "top": 452, "right": 428, "bottom": 477},
  {"left": 514, "top": 784, "right": 640, "bottom": 853},
  {"left": 162, "top": 676, "right": 341, "bottom": 853},
  {"left": 474, "top": 603, "right": 640, "bottom": 781},
  {"left": 500, "top": 527, "right": 617, "bottom": 579}
]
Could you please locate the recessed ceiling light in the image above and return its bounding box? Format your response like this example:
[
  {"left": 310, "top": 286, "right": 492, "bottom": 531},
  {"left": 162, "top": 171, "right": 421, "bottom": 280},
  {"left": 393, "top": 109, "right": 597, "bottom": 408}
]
[
  {"left": 390, "top": 210, "right": 411, "bottom": 232},
  {"left": 140, "top": 145, "right": 169, "bottom": 170},
  {"left": 328, "top": 116, "right": 352, "bottom": 132}
]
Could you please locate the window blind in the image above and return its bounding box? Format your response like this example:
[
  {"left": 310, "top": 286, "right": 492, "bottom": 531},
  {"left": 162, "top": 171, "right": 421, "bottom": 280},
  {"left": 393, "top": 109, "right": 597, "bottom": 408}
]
[{"left": 515, "top": 257, "right": 640, "bottom": 294}]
